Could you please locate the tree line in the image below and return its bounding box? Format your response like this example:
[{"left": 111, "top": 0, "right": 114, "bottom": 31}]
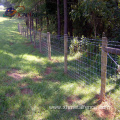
[{"left": 5, "top": 0, "right": 120, "bottom": 41}]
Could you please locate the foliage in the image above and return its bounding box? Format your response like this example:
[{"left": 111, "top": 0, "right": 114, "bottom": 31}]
[
  {"left": 70, "top": 0, "right": 118, "bottom": 38},
  {"left": 69, "top": 37, "right": 80, "bottom": 56},
  {"left": 69, "top": 35, "right": 100, "bottom": 56},
  {"left": 7, "top": 0, "right": 120, "bottom": 40}
]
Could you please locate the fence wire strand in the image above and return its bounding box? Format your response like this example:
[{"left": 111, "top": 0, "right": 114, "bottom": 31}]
[{"left": 18, "top": 23, "right": 120, "bottom": 86}]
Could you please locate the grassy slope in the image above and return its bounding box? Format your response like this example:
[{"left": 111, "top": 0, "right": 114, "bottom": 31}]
[{"left": 0, "top": 11, "right": 120, "bottom": 120}]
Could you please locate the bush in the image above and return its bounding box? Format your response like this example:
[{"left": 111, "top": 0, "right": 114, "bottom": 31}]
[{"left": 69, "top": 37, "right": 80, "bottom": 56}]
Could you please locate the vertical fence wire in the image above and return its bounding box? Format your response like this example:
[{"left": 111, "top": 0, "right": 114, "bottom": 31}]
[
  {"left": 67, "top": 37, "right": 102, "bottom": 84},
  {"left": 107, "top": 40, "right": 120, "bottom": 85},
  {"left": 18, "top": 23, "right": 120, "bottom": 87}
]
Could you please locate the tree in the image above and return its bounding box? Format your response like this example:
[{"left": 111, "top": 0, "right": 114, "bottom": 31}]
[
  {"left": 8, "top": 0, "right": 120, "bottom": 39},
  {"left": 64, "top": 0, "right": 67, "bottom": 34},
  {"left": 57, "top": 0, "right": 61, "bottom": 37},
  {"left": 81, "top": 0, "right": 112, "bottom": 38}
]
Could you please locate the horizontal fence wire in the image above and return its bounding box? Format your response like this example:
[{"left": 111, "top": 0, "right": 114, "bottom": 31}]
[
  {"left": 18, "top": 23, "right": 120, "bottom": 86},
  {"left": 50, "top": 34, "right": 64, "bottom": 55},
  {"left": 50, "top": 35, "right": 65, "bottom": 69},
  {"left": 67, "top": 37, "right": 102, "bottom": 84},
  {"left": 107, "top": 40, "right": 120, "bottom": 85}
]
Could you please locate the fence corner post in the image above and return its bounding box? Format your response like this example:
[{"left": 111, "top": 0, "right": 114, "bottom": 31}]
[
  {"left": 39, "top": 30, "right": 42, "bottom": 53},
  {"left": 47, "top": 32, "right": 51, "bottom": 60},
  {"left": 100, "top": 33, "right": 108, "bottom": 101},
  {"left": 64, "top": 34, "right": 68, "bottom": 74}
]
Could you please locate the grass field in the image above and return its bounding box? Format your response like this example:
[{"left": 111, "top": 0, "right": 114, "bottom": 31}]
[{"left": 0, "top": 10, "right": 120, "bottom": 120}]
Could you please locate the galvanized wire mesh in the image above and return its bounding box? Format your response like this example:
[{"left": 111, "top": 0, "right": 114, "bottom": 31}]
[
  {"left": 50, "top": 34, "right": 64, "bottom": 56},
  {"left": 18, "top": 24, "right": 65, "bottom": 58},
  {"left": 33, "top": 31, "right": 48, "bottom": 55},
  {"left": 107, "top": 40, "right": 120, "bottom": 84},
  {"left": 18, "top": 23, "right": 120, "bottom": 86},
  {"left": 67, "top": 37, "right": 120, "bottom": 85},
  {"left": 67, "top": 37, "right": 102, "bottom": 84}
]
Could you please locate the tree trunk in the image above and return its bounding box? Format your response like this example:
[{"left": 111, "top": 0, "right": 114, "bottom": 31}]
[
  {"left": 36, "top": 18, "right": 38, "bottom": 30},
  {"left": 57, "top": 0, "right": 61, "bottom": 37},
  {"left": 64, "top": 0, "right": 68, "bottom": 34},
  {"left": 35, "top": 5, "right": 38, "bottom": 30},
  {"left": 93, "top": 15, "right": 97, "bottom": 39},
  {"left": 31, "top": 17, "right": 34, "bottom": 30},
  {"left": 47, "top": 16, "right": 49, "bottom": 32},
  {"left": 40, "top": 17, "right": 43, "bottom": 31},
  {"left": 94, "top": 23, "right": 97, "bottom": 39},
  {"left": 115, "top": 0, "right": 118, "bottom": 7},
  {"left": 30, "top": 14, "right": 32, "bottom": 42},
  {"left": 68, "top": 2, "right": 73, "bottom": 36}
]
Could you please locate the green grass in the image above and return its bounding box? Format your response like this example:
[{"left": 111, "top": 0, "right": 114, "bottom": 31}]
[{"left": 0, "top": 10, "right": 120, "bottom": 120}]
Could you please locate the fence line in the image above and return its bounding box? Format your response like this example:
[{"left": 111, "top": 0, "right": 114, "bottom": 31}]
[{"left": 18, "top": 23, "right": 120, "bottom": 101}]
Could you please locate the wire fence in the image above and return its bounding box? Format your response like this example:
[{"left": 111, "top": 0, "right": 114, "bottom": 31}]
[
  {"left": 18, "top": 23, "right": 120, "bottom": 87},
  {"left": 67, "top": 37, "right": 102, "bottom": 84},
  {"left": 18, "top": 23, "right": 65, "bottom": 68},
  {"left": 107, "top": 40, "right": 120, "bottom": 82}
]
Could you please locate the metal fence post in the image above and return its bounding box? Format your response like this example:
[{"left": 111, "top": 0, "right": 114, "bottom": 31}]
[
  {"left": 39, "top": 31, "right": 42, "bottom": 53},
  {"left": 100, "top": 34, "right": 108, "bottom": 101},
  {"left": 64, "top": 34, "right": 68, "bottom": 74},
  {"left": 47, "top": 32, "right": 51, "bottom": 60}
]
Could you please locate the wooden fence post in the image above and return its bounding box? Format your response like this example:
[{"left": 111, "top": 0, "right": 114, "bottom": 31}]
[
  {"left": 47, "top": 32, "right": 51, "bottom": 60},
  {"left": 64, "top": 34, "right": 68, "bottom": 74},
  {"left": 25, "top": 28, "right": 26, "bottom": 37},
  {"left": 21, "top": 26, "right": 23, "bottom": 35},
  {"left": 20, "top": 24, "right": 22, "bottom": 34},
  {"left": 22, "top": 26, "right": 24, "bottom": 36},
  {"left": 18, "top": 23, "right": 20, "bottom": 32},
  {"left": 33, "top": 31, "right": 36, "bottom": 48},
  {"left": 30, "top": 29, "right": 32, "bottom": 43},
  {"left": 39, "top": 31, "right": 42, "bottom": 53},
  {"left": 27, "top": 27, "right": 28, "bottom": 39},
  {"left": 100, "top": 34, "right": 108, "bottom": 101}
]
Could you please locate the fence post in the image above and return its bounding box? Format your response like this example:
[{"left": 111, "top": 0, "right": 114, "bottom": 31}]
[
  {"left": 30, "top": 28, "right": 32, "bottom": 43},
  {"left": 100, "top": 34, "right": 108, "bottom": 101},
  {"left": 22, "top": 26, "right": 24, "bottom": 36},
  {"left": 21, "top": 26, "right": 23, "bottom": 35},
  {"left": 64, "top": 34, "right": 68, "bottom": 74},
  {"left": 47, "top": 32, "right": 51, "bottom": 60},
  {"left": 20, "top": 24, "right": 22, "bottom": 34},
  {"left": 18, "top": 23, "right": 20, "bottom": 32},
  {"left": 39, "top": 31, "right": 42, "bottom": 53},
  {"left": 27, "top": 27, "right": 28, "bottom": 39},
  {"left": 20, "top": 25, "right": 22, "bottom": 34},
  {"left": 25, "top": 28, "right": 26, "bottom": 37},
  {"left": 33, "top": 31, "right": 36, "bottom": 48}
]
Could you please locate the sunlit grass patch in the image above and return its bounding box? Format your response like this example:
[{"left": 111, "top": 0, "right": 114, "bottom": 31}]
[
  {"left": 68, "top": 52, "right": 82, "bottom": 61},
  {"left": 0, "top": 10, "right": 8, "bottom": 22},
  {"left": 0, "top": 16, "right": 8, "bottom": 22}
]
